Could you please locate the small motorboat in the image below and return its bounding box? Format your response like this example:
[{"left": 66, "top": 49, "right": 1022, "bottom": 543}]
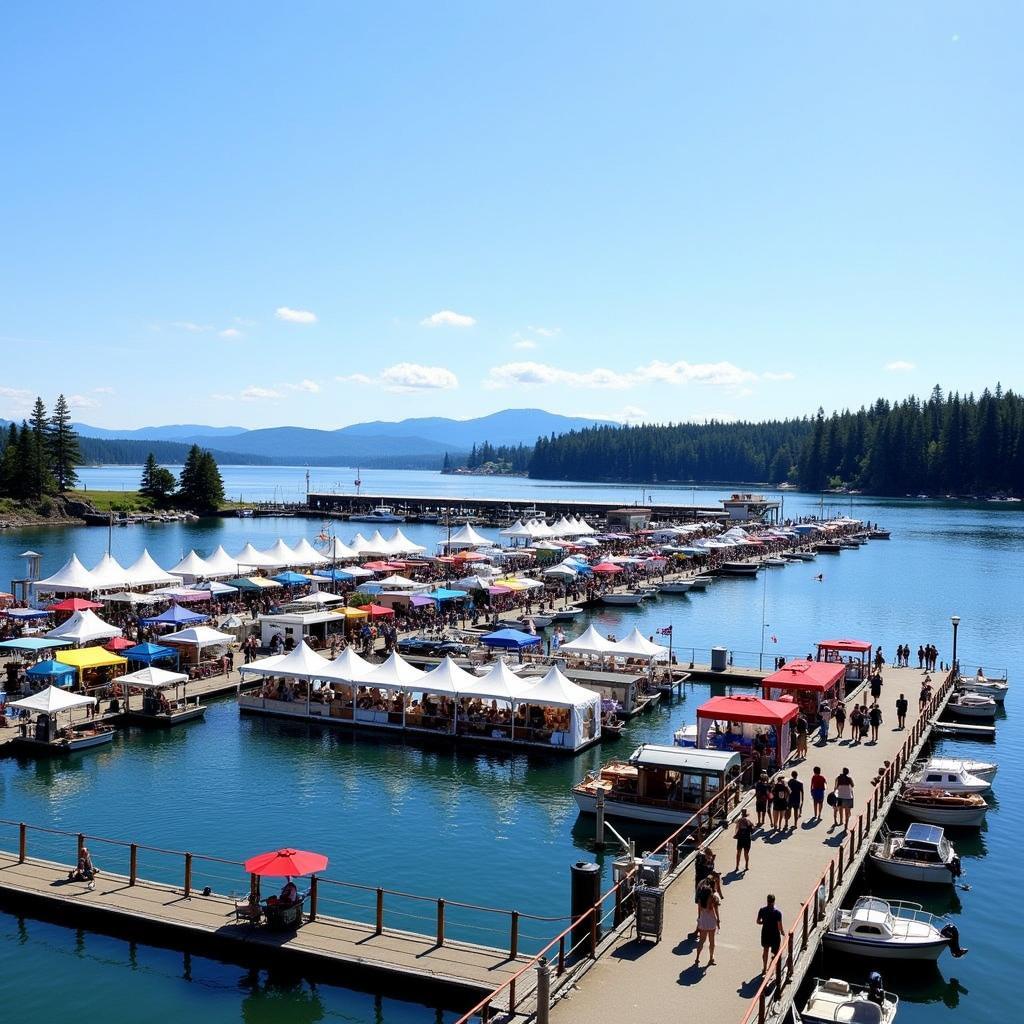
[
  {"left": 909, "top": 762, "right": 991, "bottom": 794},
  {"left": 893, "top": 787, "right": 988, "bottom": 827},
  {"left": 551, "top": 608, "right": 582, "bottom": 622},
  {"left": 946, "top": 691, "right": 998, "bottom": 719},
  {"left": 686, "top": 576, "right": 711, "bottom": 590},
  {"left": 958, "top": 675, "right": 1009, "bottom": 703},
  {"left": 718, "top": 560, "right": 759, "bottom": 576},
  {"left": 657, "top": 580, "right": 694, "bottom": 594},
  {"left": 923, "top": 757, "right": 997, "bottom": 782},
  {"left": 763, "top": 557, "right": 788, "bottom": 567},
  {"left": 824, "top": 897, "right": 951, "bottom": 961},
  {"left": 869, "top": 823, "right": 962, "bottom": 885},
  {"left": 816, "top": 542, "right": 843, "bottom": 554},
  {"left": 518, "top": 614, "right": 553, "bottom": 629},
  {"left": 868, "top": 529, "right": 891, "bottom": 539},
  {"left": 786, "top": 550, "right": 817, "bottom": 561},
  {"left": 800, "top": 977, "right": 898, "bottom": 1024},
  {"left": 600, "top": 592, "right": 645, "bottom": 606}
]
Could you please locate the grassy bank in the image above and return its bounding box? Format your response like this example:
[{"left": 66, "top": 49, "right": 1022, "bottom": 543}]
[{"left": 67, "top": 489, "right": 155, "bottom": 513}]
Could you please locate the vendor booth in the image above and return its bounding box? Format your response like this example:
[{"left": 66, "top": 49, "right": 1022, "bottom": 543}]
[
  {"left": 696, "top": 694, "right": 799, "bottom": 766},
  {"left": 761, "top": 659, "right": 846, "bottom": 718},
  {"left": 55, "top": 647, "right": 128, "bottom": 689},
  {"left": 816, "top": 638, "right": 872, "bottom": 684}
]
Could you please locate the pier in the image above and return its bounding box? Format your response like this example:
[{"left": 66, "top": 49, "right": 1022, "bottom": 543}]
[{"left": 453, "top": 666, "right": 957, "bottom": 1024}]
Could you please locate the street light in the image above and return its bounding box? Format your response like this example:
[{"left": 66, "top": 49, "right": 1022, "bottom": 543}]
[{"left": 950, "top": 615, "right": 960, "bottom": 675}]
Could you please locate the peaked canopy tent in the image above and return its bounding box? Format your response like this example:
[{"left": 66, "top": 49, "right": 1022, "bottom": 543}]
[
  {"left": 26, "top": 659, "right": 77, "bottom": 686},
  {"left": 141, "top": 603, "right": 209, "bottom": 628},
  {"left": 169, "top": 550, "right": 216, "bottom": 582},
  {"left": 559, "top": 625, "right": 619, "bottom": 656},
  {"left": 696, "top": 694, "right": 799, "bottom": 764},
  {"left": 90, "top": 554, "right": 131, "bottom": 592},
  {"left": 55, "top": 646, "right": 128, "bottom": 684},
  {"left": 202, "top": 546, "right": 241, "bottom": 578},
  {"left": 159, "top": 627, "right": 235, "bottom": 665},
  {"left": 32, "top": 554, "right": 97, "bottom": 594},
  {"left": 455, "top": 658, "right": 529, "bottom": 703},
  {"left": 444, "top": 523, "right": 492, "bottom": 550},
  {"left": 388, "top": 529, "right": 427, "bottom": 555},
  {"left": 320, "top": 537, "right": 359, "bottom": 561},
  {"left": 102, "top": 591, "right": 163, "bottom": 606},
  {"left": 234, "top": 543, "right": 282, "bottom": 570},
  {"left": 124, "top": 642, "right": 179, "bottom": 667},
  {"left": 124, "top": 549, "right": 178, "bottom": 588},
  {"left": 262, "top": 539, "right": 300, "bottom": 566},
  {"left": 46, "top": 609, "right": 122, "bottom": 646},
  {"left": 762, "top": 659, "right": 846, "bottom": 716},
  {"left": 611, "top": 628, "right": 670, "bottom": 661},
  {"left": 10, "top": 685, "right": 96, "bottom": 715},
  {"left": 480, "top": 628, "right": 543, "bottom": 650},
  {"left": 289, "top": 538, "right": 331, "bottom": 566},
  {"left": 515, "top": 665, "right": 601, "bottom": 748}
]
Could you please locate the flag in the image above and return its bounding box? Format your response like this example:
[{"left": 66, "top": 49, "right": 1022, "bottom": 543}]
[{"left": 657, "top": 625, "right": 673, "bottom": 636}]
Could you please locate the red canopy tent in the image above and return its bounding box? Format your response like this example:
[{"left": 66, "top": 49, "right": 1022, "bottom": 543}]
[
  {"left": 592, "top": 562, "right": 623, "bottom": 574},
  {"left": 697, "top": 694, "right": 799, "bottom": 765},
  {"left": 762, "top": 659, "right": 845, "bottom": 716},
  {"left": 816, "top": 638, "right": 872, "bottom": 681},
  {"left": 50, "top": 597, "right": 103, "bottom": 612},
  {"left": 360, "top": 603, "right": 395, "bottom": 619},
  {"left": 104, "top": 636, "right": 135, "bottom": 651}
]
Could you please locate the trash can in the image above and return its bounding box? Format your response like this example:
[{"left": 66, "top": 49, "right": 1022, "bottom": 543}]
[
  {"left": 711, "top": 646, "right": 728, "bottom": 672},
  {"left": 635, "top": 885, "right": 664, "bottom": 942},
  {"left": 570, "top": 861, "right": 601, "bottom": 954}
]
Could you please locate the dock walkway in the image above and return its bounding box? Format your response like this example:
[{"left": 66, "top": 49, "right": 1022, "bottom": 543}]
[{"left": 549, "top": 665, "right": 943, "bottom": 1024}]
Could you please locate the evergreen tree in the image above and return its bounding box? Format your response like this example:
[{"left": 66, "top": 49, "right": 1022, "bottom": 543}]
[
  {"left": 0, "top": 423, "right": 21, "bottom": 497},
  {"left": 27, "top": 397, "right": 55, "bottom": 498},
  {"left": 139, "top": 452, "right": 177, "bottom": 503},
  {"left": 48, "top": 394, "right": 82, "bottom": 491},
  {"left": 177, "top": 446, "right": 225, "bottom": 511}
]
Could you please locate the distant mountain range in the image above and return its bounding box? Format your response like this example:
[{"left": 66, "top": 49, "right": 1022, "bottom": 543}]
[{"left": 55, "top": 409, "right": 613, "bottom": 466}]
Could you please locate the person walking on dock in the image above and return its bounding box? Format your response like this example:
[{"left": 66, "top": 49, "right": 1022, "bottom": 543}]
[
  {"left": 817, "top": 700, "right": 832, "bottom": 744},
  {"left": 870, "top": 671, "right": 883, "bottom": 702},
  {"left": 810, "top": 766, "right": 827, "bottom": 820},
  {"left": 849, "top": 705, "right": 862, "bottom": 745},
  {"left": 868, "top": 702, "right": 883, "bottom": 743},
  {"left": 788, "top": 770, "right": 805, "bottom": 828},
  {"left": 834, "top": 768, "right": 855, "bottom": 831},
  {"left": 693, "top": 877, "right": 721, "bottom": 967},
  {"left": 834, "top": 700, "right": 847, "bottom": 740},
  {"left": 734, "top": 809, "right": 753, "bottom": 872},
  {"left": 757, "top": 894, "right": 783, "bottom": 974},
  {"left": 771, "top": 776, "right": 790, "bottom": 830},
  {"left": 896, "top": 692, "right": 908, "bottom": 730},
  {"left": 754, "top": 771, "right": 770, "bottom": 828}
]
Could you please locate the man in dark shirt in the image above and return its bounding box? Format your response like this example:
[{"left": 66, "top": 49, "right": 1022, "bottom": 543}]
[
  {"left": 895, "top": 693, "right": 908, "bottom": 730},
  {"left": 757, "top": 894, "right": 784, "bottom": 973}
]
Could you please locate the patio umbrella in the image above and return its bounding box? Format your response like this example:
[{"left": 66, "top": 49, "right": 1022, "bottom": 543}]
[
  {"left": 243, "top": 848, "right": 329, "bottom": 877},
  {"left": 49, "top": 597, "right": 104, "bottom": 612}
]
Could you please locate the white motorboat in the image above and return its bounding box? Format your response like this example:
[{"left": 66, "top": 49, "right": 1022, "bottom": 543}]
[
  {"left": 518, "top": 614, "right": 553, "bottom": 629},
  {"left": 64, "top": 727, "right": 116, "bottom": 752},
  {"left": 800, "top": 978, "right": 898, "bottom": 1024},
  {"left": 600, "top": 592, "right": 645, "bottom": 606},
  {"left": 824, "top": 897, "right": 951, "bottom": 961},
  {"left": 719, "top": 560, "right": 759, "bottom": 576},
  {"left": 893, "top": 787, "right": 987, "bottom": 827},
  {"left": 349, "top": 505, "right": 405, "bottom": 523},
  {"left": 763, "top": 557, "right": 788, "bottom": 567},
  {"left": 786, "top": 551, "right": 817, "bottom": 561},
  {"left": 868, "top": 824, "right": 962, "bottom": 885},
  {"left": 923, "top": 757, "right": 997, "bottom": 782},
  {"left": 909, "top": 762, "right": 991, "bottom": 794},
  {"left": 551, "top": 608, "right": 582, "bottom": 622},
  {"left": 959, "top": 676, "right": 1009, "bottom": 703},
  {"left": 946, "top": 691, "right": 998, "bottom": 719},
  {"left": 686, "top": 576, "right": 711, "bottom": 590},
  {"left": 657, "top": 580, "right": 694, "bottom": 593}
]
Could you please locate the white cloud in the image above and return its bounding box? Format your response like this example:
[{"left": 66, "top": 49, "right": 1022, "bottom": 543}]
[
  {"left": 635, "top": 360, "right": 760, "bottom": 387},
  {"left": 528, "top": 325, "right": 561, "bottom": 337},
  {"left": 762, "top": 371, "right": 796, "bottom": 382},
  {"left": 287, "top": 379, "right": 321, "bottom": 394},
  {"left": 885, "top": 360, "right": 916, "bottom": 372},
  {"left": 240, "top": 386, "right": 282, "bottom": 400},
  {"left": 420, "top": 309, "right": 476, "bottom": 328},
  {"left": 65, "top": 393, "right": 101, "bottom": 409},
  {"left": 513, "top": 338, "right": 538, "bottom": 350},
  {"left": 0, "top": 386, "right": 34, "bottom": 416},
  {"left": 584, "top": 405, "right": 649, "bottom": 424},
  {"left": 171, "top": 321, "right": 212, "bottom": 333},
  {"left": 380, "top": 363, "right": 459, "bottom": 391},
  {"left": 484, "top": 358, "right": 766, "bottom": 391},
  {"left": 219, "top": 327, "right": 243, "bottom": 340},
  {"left": 275, "top": 306, "right": 318, "bottom": 324},
  {"left": 336, "top": 373, "right": 374, "bottom": 386}
]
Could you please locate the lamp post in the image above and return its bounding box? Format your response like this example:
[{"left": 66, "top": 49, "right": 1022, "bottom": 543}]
[{"left": 950, "top": 615, "right": 960, "bottom": 676}]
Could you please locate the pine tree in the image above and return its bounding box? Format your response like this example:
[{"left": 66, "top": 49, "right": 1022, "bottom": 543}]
[
  {"left": 0, "top": 423, "right": 21, "bottom": 497},
  {"left": 28, "top": 398, "right": 55, "bottom": 498},
  {"left": 48, "top": 394, "right": 82, "bottom": 491},
  {"left": 177, "top": 446, "right": 224, "bottom": 511},
  {"left": 140, "top": 452, "right": 176, "bottom": 503}
]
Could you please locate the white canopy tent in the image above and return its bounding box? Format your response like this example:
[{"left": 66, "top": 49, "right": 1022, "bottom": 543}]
[
  {"left": 419, "top": 655, "right": 478, "bottom": 695},
  {"left": 160, "top": 626, "right": 235, "bottom": 651},
  {"left": 118, "top": 666, "right": 190, "bottom": 689},
  {"left": 516, "top": 665, "right": 601, "bottom": 747},
  {"left": 89, "top": 554, "right": 130, "bottom": 592},
  {"left": 362, "top": 652, "right": 426, "bottom": 690},
  {"left": 348, "top": 533, "right": 374, "bottom": 556},
  {"left": 169, "top": 550, "right": 215, "bottom": 581},
  {"left": 262, "top": 539, "right": 300, "bottom": 566},
  {"left": 445, "top": 523, "right": 491, "bottom": 549},
  {"left": 375, "top": 575, "right": 426, "bottom": 591},
  {"left": 102, "top": 590, "right": 163, "bottom": 606},
  {"left": 124, "top": 549, "right": 178, "bottom": 587},
  {"left": 321, "top": 537, "right": 359, "bottom": 561},
  {"left": 361, "top": 531, "right": 397, "bottom": 555},
  {"left": 234, "top": 543, "right": 281, "bottom": 570},
  {"left": 559, "top": 625, "right": 619, "bottom": 655},
  {"left": 388, "top": 529, "right": 427, "bottom": 555},
  {"left": 289, "top": 591, "right": 346, "bottom": 606},
  {"left": 459, "top": 658, "right": 529, "bottom": 702},
  {"left": 32, "top": 554, "right": 97, "bottom": 594},
  {"left": 289, "top": 538, "right": 330, "bottom": 566},
  {"left": 10, "top": 686, "right": 96, "bottom": 714},
  {"left": 611, "top": 627, "right": 670, "bottom": 660},
  {"left": 240, "top": 641, "right": 345, "bottom": 681},
  {"left": 46, "top": 609, "right": 122, "bottom": 645},
  {"left": 192, "top": 580, "right": 238, "bottom": 596},
  {"left": 202, "top": 545, "right": 239, "bottom": 577}
]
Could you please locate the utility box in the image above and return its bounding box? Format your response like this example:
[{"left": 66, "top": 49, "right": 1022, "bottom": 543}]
[
  {"left": 635, "top": 885, "right": 664, "bottom": 942},
  {"left": 711, "top": 646, "right": 728, "bottom": 672}
]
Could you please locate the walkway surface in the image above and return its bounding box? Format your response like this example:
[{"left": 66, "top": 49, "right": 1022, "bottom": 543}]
[
  {"left": 552, "top": 665, "right": 934, "bottom": 1024},
  {"left": 0, "top": 851, "right": 532, "bottom": 1001}
]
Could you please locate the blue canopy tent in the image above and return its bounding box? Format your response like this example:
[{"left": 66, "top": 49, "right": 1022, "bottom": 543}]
[
  {"left": 123, "top": 641, "right": 180, "bottom": 668},
  {"left": 0, "top": 638, "right": 72, "bottom": 653},
  {"left": 314, "top": 568, "right": 357, "bottom": 582},
  {"left": 140, "top": 603, "right": 209, "bottom": 628},
  {"left": 272, "top": 571, "right": 311, "bottom": 586},
  {"left": 480, "top": 628, "right": 542, "bottom": 649},
  {"left": 2, "top": 608, "right": 52, "bottom": 620},
  {"left": 429, "top": 588, "right": 469, "bottom": 602},
  {"left": 26, "top": 659, "right": 76, "bottom": 687}
]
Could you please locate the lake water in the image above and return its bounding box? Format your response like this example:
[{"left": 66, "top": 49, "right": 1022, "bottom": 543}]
[{"left": 0, "top": 467, "right": 1019, "bottom": 1024}]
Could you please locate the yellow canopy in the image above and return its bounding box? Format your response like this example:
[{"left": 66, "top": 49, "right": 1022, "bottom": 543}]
[
  {"left": 334, "top": 606, "right": 369, "bottom": 619},
  {"left": 494, "top": 577, "right": 529, "bottom": 591},
  {"left": 56, "top": 647, "right": 128, "bottom": 679}
]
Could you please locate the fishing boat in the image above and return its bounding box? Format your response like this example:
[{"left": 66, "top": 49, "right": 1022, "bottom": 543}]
[
  {"left": 958, "top": 675, "right": 1009, "bottom": 703},
  {"left": 800, "top": 978, "right": 898, "bottom": 1024},
  {"left": 657, "top": 580, "right": 694, "bottom": 594},
  {"left": 718, "top": 560, "right": 759, "bottom": 576},
  {"left": 600, "top": 592, "right": 645, "bottom": 606},
  {"left": 824, "top": 897, "right": 951, "bottom": 961},
  {"left": 518, "top": 614, "right": 553, "bottom": 629},
  {"left": 868, "top": 824, "right": 962, "bottom": 885},
  {"left": 572, "top": 745, "right": 742, "bottom": 826},
  {"left": 893, "top": 787, "right": 988, "bottom": 827},
  {"left": 946, "top": 691, "right": 998, "bottom": 719},
  {"left": 923, "top": 757, "right": 997, "bottom": 781},
  {"left": 908, "top": 761, "right": 991, "bottom": 794},
  {"left": 121, "top": 667, "right": 207, "bottom": 727},
  {"left": 349, "top": 505, "right": 405, "bottom": 523}
]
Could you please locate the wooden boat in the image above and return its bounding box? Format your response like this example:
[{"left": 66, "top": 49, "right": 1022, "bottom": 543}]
[
  {"left": 657, "top": 580, "right": 694, "bottom": 594},
  {"left": 17, "top": 723, "right": 115, "bottom": 755},
  {"left": 800, "top": 978, "right": 898, "bottom": 1024},
  {"left": 868, "top": 824, "right": 962, "bottom": 885},
  {"left": 893, "top": 787, "right": 987, "bottom": 827},
  {"left": 824, "top": 897, "right": 951, "bottom": 961},
  {"left": 718, "top": 560, "right": 759, "bottom": 576},
  {"left": 909, "top": 762, "right": 990, "bottom": 794},
  {"left": 946, "top": 691, "right": 998, "bottom": 719}
]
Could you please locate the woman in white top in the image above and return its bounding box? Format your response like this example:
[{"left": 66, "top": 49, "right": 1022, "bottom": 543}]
[{"left": 833, "top": 769, "right": 854, "bottom": 830}]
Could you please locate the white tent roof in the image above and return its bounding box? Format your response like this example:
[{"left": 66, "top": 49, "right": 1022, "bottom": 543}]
[
  {"left": 528, "top": 518, "right": 555, "bottom": 539},
  {"left": 500, "top": 518, "right": 535, "bottom": 538},
  {"left": 193, "top": 580, "right": 238, "bottom": 595},
  {"left": 169, "top": 550, "right": 215, "bottom": 578},
  {"left": 388, "top": 528, "right": 426, "bottom": 554},
  {"left": 204, "top": 545, "right": 241, "bottom": 577},
  {"left": 362, "top": 530, "right": 396, "bottom": 555},
  {"left": 219, "top": 614, "right": 245, "bottom": 628},
  {"left": 446, "top": 523, "right": 491, "bottom": 548},
  {"left": 348, "top": 533, "right": 373, "bottom": 556},
  {"left": 460, "top": 658, "right": 530, "bottom": 702},
  {"left": 339, "top": 565, "right": 375, "bottom": 578},
  {"left": 611, "top": 627, "right": 669, "bottom": 660},
  {"left": 46, "top": 609, "right": 122, "bottom": 644},
  {"left": 453, "top": 574, "right": 493, "bottom": 590},
  {"left": 10, "top": 686, "right": 96, "bottom": 714},
  {"left": 290, "top": 591, "right": 346, "bottom": 605},
  {"left": 362, "top": 652, "right": 425, "bottom": 690},
  {"left": 160, "top": 626, "right": 235, "bottom": 647},
  {"left": 235, "top": 543, "right": 281, "bottom": 569},
  {"left": 543, "top": 564, "right": 578, "bottom": 578},
  {"left": 124, "top": 549, "right": 177, "bottom": 587},
  {"left": 118, "top": 666, "right": 190, "bottom": 689},
  {"left": 322, "top": 537, "right": 359, "bottom": 561},
  {"left": 103, "top": 590, "right": 162, "bottom": 605},
  {"left": 559, "top": 625, "right": 618, "bottom": 654},
  {"left": 290, "top": 538, "right": 330, "bottom": 566},
  {"left": 419, "top": 655, "right": 479, "bottom": 695},
  {"left": 241, "top": 640, "right": 338, "bottom": 680},
  {"left": 88, "top": 554, "right": 130, "bottom": 591},
  {"left": 375, "top": 574, "right": 424, "bottom": 590},
  {"left": 263, "top": 538, "right": 299, "bottom": 566},
  {"left": 32, "top": 554, "right": 97, "bottom": 593},
  {"left": 329, "top": 647, "right": 375, "bottom": 681},
  {"left": 517, "top": 665, "right": 600, "bottom": 709}
]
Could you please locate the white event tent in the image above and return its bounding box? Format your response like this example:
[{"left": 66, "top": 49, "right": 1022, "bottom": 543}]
[
  {"left": 321, "top": 537, "right": 359, "bottom": 561},
  {"left": 389, "top": 529, "right": 426, "bottom": 555},
  {"left": 169, "top": 550, "right": 215, "bottom": 582},
  {"left": 11, "top": 686, "right": 96, "bottom": 715},
  {"left": 46, "top": 609, "right": 122, "bottom": 645},
  {"left": 235, "top": 543, "right": 281, "bottom": 570},
  {"left": 262, "top": 539, "right": 300, "bottom": 566},
  {"left": 118, "top": 666, "right": 190, "bottom": 689},
  {"left": 204, "top": 545, "right": 241, "bottom": 577},
  {"left": 124, "top": 549, "right": 178, "bottom": 587},
  {"left": 290, "top": 538, "right": 330, "bottom": 566},
  {"left": 516, "top": 665, "right": 601, "bottom": 747},
  {"left": 445, "top": 523, "right": 491, "bottom": 549},
  {"left": 32, "top": 554, "right": 97, "bottom": 594},
  {"left": 611, "top": 627, "right": 670, "bottom": 660},
  {"left": 559, "top": 625, "right": 619, "bottom": 655},
  {"left": 89, "top": 554, "right": 130, "bottom": 592}
]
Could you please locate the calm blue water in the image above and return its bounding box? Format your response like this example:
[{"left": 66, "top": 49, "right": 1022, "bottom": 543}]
[{"left": 0, "top": 467, "right": 1019, "bottom": 1024}]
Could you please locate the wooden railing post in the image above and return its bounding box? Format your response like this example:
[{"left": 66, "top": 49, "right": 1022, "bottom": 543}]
[
  {"left": 129, "top": 844, "right": 138, "bottom": 885},
  {"left": 829, "top": 860, "right": 835, "bottom": 898},
  {"left": 589, "top": 906, "right": 598, "bottom": 957},
  {"left": 436, "top": 898, "right": 445, "bottom": 946},
  {"left": 18, "top": 823, "right": 26, "bottom": 863},
  {"left": 375, "top": 888, "right": 384, "bottom": 934},
  {"left": 787, "top": 932, "right": 794, "bottom": 980},
  {"left": 77, "top": 832, "right": 85, "bottom": 862},
  {"left": 184, "top": 853, "right": 192, "bottom": 898},
  {"left": 308, "top": 876, "right": 318, "bottom": 922},
  {"left": 558, "top": 935, "right": 566, "bottom": 975},
  {"left": 838, "top": 846, "right": 844, "bottom": 884},
  {"left": 774, "top": 950, "right": 783, "bottom": 992},
  {"left": 758, "top": 990, "right": 767, "bottom": 1024},
  {"left": 510, "top": 910, "right": 519, "bottom": 959},
  {"left": 802, "top": 903, "right": 809, "bottom": 951}
]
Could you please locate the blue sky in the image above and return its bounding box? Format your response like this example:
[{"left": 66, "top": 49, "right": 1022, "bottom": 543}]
[{"left": 1, "top": 2, "right": 1020, "bottom": 430}]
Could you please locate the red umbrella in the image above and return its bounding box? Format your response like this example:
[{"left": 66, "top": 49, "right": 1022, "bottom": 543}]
[
  {"left": 50, "top": 597, "right": 103, "bottom": 612},
  {"left": 592, "top": 562, "right": 624, "bottom": 574},
  {"left": 243, "top": 848, "right": 329, "bottom": 877},
  {"left": 104, "top": 636, "right": 134, "bottom": 651}
]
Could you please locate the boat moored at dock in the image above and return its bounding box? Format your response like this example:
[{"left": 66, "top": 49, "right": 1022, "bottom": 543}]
[
  {"left": 800, "top": 977, "right": 898, "bottom": 1024},
  {"left": 8, "top": 686, "right": 114, "bottom": 755},
  {"left": 718, "top": 560, "right": 760, "bottom": 576},
  {"left": 893, "top": 786, "right": 988, "bottom": 827},
  {"left": 824, "top": 897, "right": 952, "bottom": 961},
  {"left": 120, "top": 666, "right": 207, "bottom": 727},
  {"left": 868, "top": 824, "right": 962, "bottom": 885},
  {"left": 946, "top": 691, "right": 998, "bottom": 719}
]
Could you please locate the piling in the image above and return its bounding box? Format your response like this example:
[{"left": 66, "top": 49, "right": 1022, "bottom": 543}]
[{"left": 569, "top": 862, "right": 601, "bottom": 956}]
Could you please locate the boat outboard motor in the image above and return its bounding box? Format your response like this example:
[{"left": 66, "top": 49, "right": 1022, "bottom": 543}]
[
  {"left": 948, "top": 855, "right": 962, "bottom": 878},
  {"left": 867, "top": 972, "right": 884, "bottom": 1006},
  {"left": 940, "top": 923, "right": 968, "bottom": 958}
]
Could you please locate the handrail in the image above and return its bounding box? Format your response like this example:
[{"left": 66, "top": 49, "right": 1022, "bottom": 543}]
[{"left": 738, "top": 668, "right": 955, "bottom": 1024}]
